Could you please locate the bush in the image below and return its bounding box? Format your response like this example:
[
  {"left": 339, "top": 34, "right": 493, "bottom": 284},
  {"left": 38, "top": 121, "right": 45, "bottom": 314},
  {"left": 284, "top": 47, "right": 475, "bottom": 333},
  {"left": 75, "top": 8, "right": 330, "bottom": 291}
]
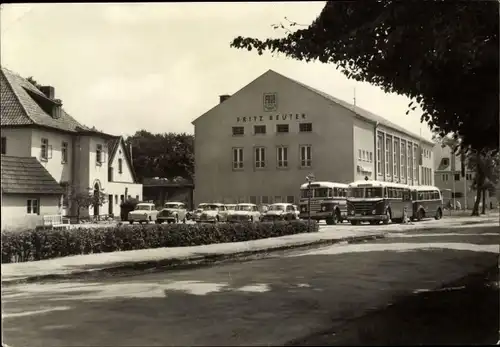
[
  {"left": 120, "top": 198, "right": 140, "bottom": 221},
  {"left": 1, "top": 220, "right": 319, "bottom": 264}
]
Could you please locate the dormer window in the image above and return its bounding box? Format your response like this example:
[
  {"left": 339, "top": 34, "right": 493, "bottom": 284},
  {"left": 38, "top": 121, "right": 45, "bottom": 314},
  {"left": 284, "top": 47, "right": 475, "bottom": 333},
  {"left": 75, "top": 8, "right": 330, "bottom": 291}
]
[
  {"left": 96, "top": 144, "right": 103, "bottom": 165},
  {"left": 442, "top": 158, "right": 450, "bottom": 166}
]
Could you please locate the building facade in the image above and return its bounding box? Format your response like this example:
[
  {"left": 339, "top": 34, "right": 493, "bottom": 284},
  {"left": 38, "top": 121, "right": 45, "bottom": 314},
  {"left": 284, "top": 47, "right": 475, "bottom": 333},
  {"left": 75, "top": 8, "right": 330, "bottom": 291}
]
[
  {"left": 433, "top": 143, "right": 497, "bottom": 209},
  {"left": 192, "top": 70, "right": 434, "bottom": 206},
  {"left": 0, "top": 67, "right": 142, "bottom": 228}
]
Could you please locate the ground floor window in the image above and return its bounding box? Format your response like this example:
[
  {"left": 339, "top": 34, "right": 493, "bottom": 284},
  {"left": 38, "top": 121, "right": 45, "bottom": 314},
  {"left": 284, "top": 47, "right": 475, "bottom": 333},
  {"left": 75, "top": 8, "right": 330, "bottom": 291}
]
[
  {"left": 287, "top": 196, "right": 295, "bottom": 204},
  {"left": 261, "top": 196, "right": 269, "bottom": 204},
  {"left": 27, "top": 198, "right": 40, "bottom": 215}
]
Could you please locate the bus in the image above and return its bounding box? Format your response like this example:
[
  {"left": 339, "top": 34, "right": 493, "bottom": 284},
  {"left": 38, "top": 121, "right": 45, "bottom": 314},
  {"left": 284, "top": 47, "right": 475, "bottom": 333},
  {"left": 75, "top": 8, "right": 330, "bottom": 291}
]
[
  {"left": 411, "top": 186, "right": 444, "bottom": 221},
  {"left": 346, "top": 180, "right": 412, "bottom": 225},
  {"left": 299, "top": 181, "right": 349, "bottom": 225}
]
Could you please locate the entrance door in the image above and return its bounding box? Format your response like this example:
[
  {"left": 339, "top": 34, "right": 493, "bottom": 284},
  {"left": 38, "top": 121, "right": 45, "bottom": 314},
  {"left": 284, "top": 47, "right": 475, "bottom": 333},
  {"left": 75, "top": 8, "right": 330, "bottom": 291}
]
[
  {"left": 93, "top": 183, "right": 100, "bottom": 216},
  {"left": 108, "top": 194, "right": 113, "bottom": 216}
]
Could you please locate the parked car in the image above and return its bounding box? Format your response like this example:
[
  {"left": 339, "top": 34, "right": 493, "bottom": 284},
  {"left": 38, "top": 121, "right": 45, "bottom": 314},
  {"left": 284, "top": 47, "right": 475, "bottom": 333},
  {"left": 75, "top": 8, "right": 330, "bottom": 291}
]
[
  {"left": 128, "top": 203, "right": 158, "bottom": 224},
  {"left": 157, "top": 201, "right": 188, "bottom": 224},
  {"left": 261, "top": 203, "right": 298, "bottom": 222},
  {"left": 197, "top": 203, "right": 229, "bottom": 223},
  {"left": 225, "top": 204, "right": 236, "bottom": 212},
  {"left": 192, "top": 203, "right": 208, "bottom": 222},
  {"left": 227, "top": 203, "right": 261, "bottom": 223}
]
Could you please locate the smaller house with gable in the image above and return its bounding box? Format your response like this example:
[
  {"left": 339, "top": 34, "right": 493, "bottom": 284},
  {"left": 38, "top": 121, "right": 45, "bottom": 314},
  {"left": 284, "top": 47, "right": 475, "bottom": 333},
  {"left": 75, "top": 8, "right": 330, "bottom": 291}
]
[{"left": 0, "top": 67, "right": 142, "bottom": 230}]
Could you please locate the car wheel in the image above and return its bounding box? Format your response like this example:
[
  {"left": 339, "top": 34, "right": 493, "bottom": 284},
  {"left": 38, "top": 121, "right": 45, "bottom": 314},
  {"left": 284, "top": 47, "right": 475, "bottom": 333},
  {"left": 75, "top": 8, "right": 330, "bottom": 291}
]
[
  {"left": 350, "top": 220, "right": 359, "bottom": 226},
  {"left": 435, "top": 208, "right": 443, "bottom": 220},
  {"left": 417, "top": 209, "right": 424, "bottom": 221},
  {"left": 129, "top": 221, "right": 133, "bottom": 225}
]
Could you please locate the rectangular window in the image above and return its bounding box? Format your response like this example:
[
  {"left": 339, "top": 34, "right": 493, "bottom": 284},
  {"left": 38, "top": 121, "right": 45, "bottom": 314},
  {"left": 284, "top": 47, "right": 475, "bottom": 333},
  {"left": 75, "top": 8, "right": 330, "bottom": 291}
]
[
  {"left": 385, "top": 135, "right": 392, "bottom": 177},
  {"left": 232, "top": 147, "right": 244, "bottom": 170},
  {"left": 369, "top": 152, "right": 373, "bottom": 163},
  {"left": 454, "top": 173, "right": 460, "bottom": 181},
  {"left": 442, "top": 174, "right": 448, "bottom": 182},
  {"left": 118, "top": 158, "right": 123, "bottom": 173},
  {"left": 27, "top": 199, "right": 39, "bottom": 215},
  {"left": 377, "top": 132, "right": 383, "bottom": 176},
  {"left": 358, "top": 149, "right": 362, "bottom": 160},
  {"left": 254, "top": 147, "right": 266, "bottom": 168},
  {"left": 41, "top": 138, "right": 49, "bottom": 160},
  {"left": 276, "top": 124, "right": 289, "bottom": 133},
  {"left": 407, "top": 143, "right": 412, "bottom": 182},
  {"left": 277, "top": 146, "right": 288, "bottom": 168},
  {"left": 362, "top": 150, "right": 366, "bottom": 161},
  {"left": 413, "top": 145, "right": 418, "bottom": 184},
  {"left": 96, "top": 144, "right": 103, "bottom": 164},
  {"left": 120, "top": 195, "right": 124, "bottom": 204},
  {"left": 466, "top": 173, "right": 473, "bottom": 180},
  {"left": 250, "top": 196, "right": 257, "bottom": 204},
  {"left": 61, "top": 142, "right": 68, "bottom": 163},
  {"left": 287, "top": 195, "right": 295, "bottom": 204},
  {"left": 394, "top": 138, "right": 400, "bottom": 179},
  {"left": 254, "top": 125, "right": 266, "bottom": 134},
  {"left": 232, "top": 126, "right": 244, "bottom": 136},
  {"left": 61, "top": 182, "right": 69, "bottom": 207},
  {"left": 400, "top": 139, "right": 406, "bottom": 181},
  {"left": 115, "top": 195, "right": 118, "bottom": 204},
  {"left": 299, "top": 145, "right": 312, "bottom": 168},
  {"left": 261, "top": 196, "right": 269, "bottom": 204},
  {"left": 299, "top": 122, "right": 312, "bottom": 132},
  {"left": 1, "top": 136, "right": 6, "bottom": 155},
  {"left": 452, "top": 192, "right": 463, "bottom": 198},
  {"left": 274, "top": 196, "right": 282, "bottom": 203}
]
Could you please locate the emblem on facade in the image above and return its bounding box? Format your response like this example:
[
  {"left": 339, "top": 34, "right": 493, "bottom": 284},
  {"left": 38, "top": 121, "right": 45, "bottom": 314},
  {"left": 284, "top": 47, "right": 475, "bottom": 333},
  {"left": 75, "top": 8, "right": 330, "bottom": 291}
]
[{"left": 263, "top": 93, "right": 278, "bottom": 112}]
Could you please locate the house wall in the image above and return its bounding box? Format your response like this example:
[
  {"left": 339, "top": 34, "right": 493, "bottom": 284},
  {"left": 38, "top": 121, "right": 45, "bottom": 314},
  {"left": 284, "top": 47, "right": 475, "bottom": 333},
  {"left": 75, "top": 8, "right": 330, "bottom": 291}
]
[
  {"left": 1, "top": 127, "right": 32, "bottom": 157},
  {"left": 105, "top": 182, "right": 143, "bottom": 217},
  {"left": 353, "top": 119, "right": 375, "bottom": 181},
  {"left": 1, "top": 194, "right": 61, "bottom": 231},
  {"left": 30, "top": 128, "right": 73, "bottom": 183},
  {"left": 109, "top": 141, "right": 135, "bottom": 183},
  {"left": 193, "top": 71, "right": 356, "bottom": 206}
]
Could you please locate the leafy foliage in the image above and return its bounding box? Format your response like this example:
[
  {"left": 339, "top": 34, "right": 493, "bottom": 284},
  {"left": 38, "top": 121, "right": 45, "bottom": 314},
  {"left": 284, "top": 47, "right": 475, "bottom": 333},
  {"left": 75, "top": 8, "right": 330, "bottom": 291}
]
[
  {"left": 1, "top": 220, "right": 319, "bottom": 263},
  {"left": 230, "top": 1, "right": 499, "bottom": 151},
  {"left": 125, "top": 130, "right": 194, "bottom": 182},
  {"left": 68, "top": 185, "right": 108, "bottom": 221},
  {"left": 120, "top": 197, "right": 140, "bottom": 221},
  {"left": 467, "top": 149, "right": 500, "bottom": 215}
]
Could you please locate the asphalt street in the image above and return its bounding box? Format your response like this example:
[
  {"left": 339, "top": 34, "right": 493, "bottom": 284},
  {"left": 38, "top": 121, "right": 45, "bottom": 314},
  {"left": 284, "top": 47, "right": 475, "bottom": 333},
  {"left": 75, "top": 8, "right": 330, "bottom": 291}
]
[{"left": 3, "top": 222, "right": 499, "bottom": 346}]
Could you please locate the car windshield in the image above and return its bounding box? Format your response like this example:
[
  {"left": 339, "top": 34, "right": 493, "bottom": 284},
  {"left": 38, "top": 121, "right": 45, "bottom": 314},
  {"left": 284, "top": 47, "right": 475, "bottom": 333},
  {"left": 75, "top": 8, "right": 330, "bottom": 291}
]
[
  {"left": 135, "top": 205, "right": 150, "bottom": 211},
  {"left": 165, "top": 204, "right": 180, "bottom": 209},
  {"left": 226, "top": 206, "right": 236, "bottom": 210},
  {"left": 268, "top": 205, "right": 285, "bottom": 211},
  {"left": 236, "top": 205, "right": 252, "bottom": 211},
  {"left": 203, "top": 205, "right": 220, "bottom": 211}
]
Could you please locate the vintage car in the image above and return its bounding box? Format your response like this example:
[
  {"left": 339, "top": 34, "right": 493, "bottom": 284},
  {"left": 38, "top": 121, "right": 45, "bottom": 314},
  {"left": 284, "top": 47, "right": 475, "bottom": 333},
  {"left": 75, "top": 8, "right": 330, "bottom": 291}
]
[
  {"left": 128, "top": 203, "right": 158, "bottom": 224},
  {"left": 192, "top": 203, "right": 208, "bottom": 222},
  {"left": 225, "top": 204, "right": 236, "bottom": 212},
  {"left": 197, "top": 203, "right": 229, "bottom": 223},
  {"left": 156, "top": 201, "right": 188, "bottom": 224},
  {"left": 261, "top": 203, "right": 298, "bottom": 222},
  {"left": 227, "top": 203, "right": 261, "bottom": 223}
]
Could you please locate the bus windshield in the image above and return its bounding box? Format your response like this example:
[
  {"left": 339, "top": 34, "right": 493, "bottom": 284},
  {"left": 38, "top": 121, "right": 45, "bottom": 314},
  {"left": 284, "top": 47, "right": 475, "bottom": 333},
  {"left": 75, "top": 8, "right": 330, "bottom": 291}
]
[{"left": 348, "top": 187, "right": 384, "bottom": 198}]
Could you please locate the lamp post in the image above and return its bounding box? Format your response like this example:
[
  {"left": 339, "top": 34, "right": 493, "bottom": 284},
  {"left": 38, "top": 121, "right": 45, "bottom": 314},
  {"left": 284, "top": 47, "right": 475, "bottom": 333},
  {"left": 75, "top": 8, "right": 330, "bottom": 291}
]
[{"left": 306, "top": 173, "right": 315, "bottom": 232}]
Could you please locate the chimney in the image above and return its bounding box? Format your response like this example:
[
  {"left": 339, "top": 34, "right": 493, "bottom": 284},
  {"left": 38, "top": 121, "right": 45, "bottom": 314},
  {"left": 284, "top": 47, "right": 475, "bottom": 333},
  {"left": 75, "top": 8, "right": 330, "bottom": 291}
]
[
  {"left": 219, "top": 94, "right": 231, "bottom": 104},
  {"left": 40, "top": 86, "right": 55, "bottom": 100}
]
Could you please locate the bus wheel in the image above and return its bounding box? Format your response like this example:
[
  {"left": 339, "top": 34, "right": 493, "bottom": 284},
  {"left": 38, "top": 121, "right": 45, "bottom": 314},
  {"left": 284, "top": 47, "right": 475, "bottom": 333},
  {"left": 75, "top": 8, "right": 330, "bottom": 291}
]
[
  {"left": 417, "top": 209, "right": 424, "bottom": 221},
  {"left": 383, "top": 210, "right": 391, "bottom": 225},
  {"left": 350, "top": 220, "right": 359, "bottom": 226},
  {"left": 326, "top": 217, "right": 334, "bottom": 225},
  {"left": 435, "top": 208, "right": 443, "bottom": 220},
  {"left": 369, "top": 221, "right": 378, "bottom": 225}
]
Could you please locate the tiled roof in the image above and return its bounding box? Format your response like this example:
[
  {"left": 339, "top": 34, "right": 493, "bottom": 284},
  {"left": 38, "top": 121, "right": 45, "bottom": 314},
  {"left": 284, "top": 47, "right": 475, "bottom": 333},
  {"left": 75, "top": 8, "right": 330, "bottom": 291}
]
[
  {"left": 274, "top": 70, "right": 434, "bottom": 145},
  {"left": 0, "top": 67, "right": 89, "bottom": 133},
  {"left": 106, "top": 137, "right": 121, "bottom": 164},
  {"left": 1, "top": 156, "right": 64, "bottom": 195}
]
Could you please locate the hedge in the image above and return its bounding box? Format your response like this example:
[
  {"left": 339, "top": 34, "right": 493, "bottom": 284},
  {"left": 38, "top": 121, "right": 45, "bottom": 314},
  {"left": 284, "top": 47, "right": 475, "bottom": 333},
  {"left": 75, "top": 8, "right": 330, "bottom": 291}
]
[{"left": 1, "top": 220, "right": 319, "bottom": 264}]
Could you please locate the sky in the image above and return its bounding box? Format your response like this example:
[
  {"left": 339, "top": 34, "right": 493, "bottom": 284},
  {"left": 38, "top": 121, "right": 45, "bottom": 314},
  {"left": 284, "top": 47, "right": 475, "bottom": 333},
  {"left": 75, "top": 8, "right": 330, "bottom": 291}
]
[{"left": 1, "top": 2, "right": 432, "bottom": 140}]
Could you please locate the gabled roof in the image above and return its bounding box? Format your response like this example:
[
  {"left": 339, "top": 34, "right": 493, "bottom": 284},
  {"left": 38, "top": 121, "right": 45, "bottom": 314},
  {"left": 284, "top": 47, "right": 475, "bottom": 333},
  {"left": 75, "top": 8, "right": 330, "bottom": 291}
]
[
  {"left": 193, "top": 69, "right": 433, "bottom": 145},
  {"left": 0, "top": 67, "right": 90, "bottom": 133},
  {"left": 1, "top": 156, "right": 64, "bottom": 195},
  {"left": 106, "top": 136, "right": 138, "bottom": 182}
]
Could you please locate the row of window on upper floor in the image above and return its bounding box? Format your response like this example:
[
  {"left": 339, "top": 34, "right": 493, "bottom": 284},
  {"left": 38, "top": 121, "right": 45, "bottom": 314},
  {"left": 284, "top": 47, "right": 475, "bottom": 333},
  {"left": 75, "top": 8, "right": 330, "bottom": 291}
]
[
  {"left": 440, "top": 173, "right": 473, "bottom": 182},
  {"left": 1, "top": 136, "right": 123, "bottom": 173},
  {"left": 232, "top": 145, "right": 312, "bottom": 170},
  {"left": 232, "top": 122, "right": 313, "bottom": 136}
]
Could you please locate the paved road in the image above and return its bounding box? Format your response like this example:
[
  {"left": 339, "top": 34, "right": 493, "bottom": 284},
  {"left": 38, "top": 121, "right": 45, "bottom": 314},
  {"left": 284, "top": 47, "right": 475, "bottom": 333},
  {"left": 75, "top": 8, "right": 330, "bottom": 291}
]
[{"left": 3, "top": 224, "right": 499, "bottom": 347}]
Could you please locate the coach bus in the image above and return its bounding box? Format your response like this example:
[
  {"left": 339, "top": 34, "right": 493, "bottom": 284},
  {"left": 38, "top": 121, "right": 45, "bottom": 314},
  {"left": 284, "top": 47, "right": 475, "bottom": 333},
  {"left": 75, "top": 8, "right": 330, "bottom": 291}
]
[
  {"left": 346, "top": 180, "right": 413, "bottom": 225},
  {"left": 299, "top": 181, "right": 349, "bottom": 225},
  {"left": 410, "top": 185, "right": 444, "bottom": 221}
]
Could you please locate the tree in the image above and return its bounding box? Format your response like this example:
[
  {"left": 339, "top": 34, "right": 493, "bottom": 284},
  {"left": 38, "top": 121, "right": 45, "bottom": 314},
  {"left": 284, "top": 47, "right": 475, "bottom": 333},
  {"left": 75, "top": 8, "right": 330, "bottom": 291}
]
[
  {"left": 125, "top": 130, "right": 194, "bottom": 182},
  {"left": 230, "top": 1, "right": 499, "bottom": 152},
  {"left": 67, "top": 185, "right": 108, "bottom": 222},
  {"left": 468, "top": 150, "right": 500, "bottom": 215}
]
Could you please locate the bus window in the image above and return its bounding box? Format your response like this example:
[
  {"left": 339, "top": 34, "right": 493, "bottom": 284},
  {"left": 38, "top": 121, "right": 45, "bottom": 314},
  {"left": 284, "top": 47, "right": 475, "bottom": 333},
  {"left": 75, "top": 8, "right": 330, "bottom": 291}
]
[
  {"left": 333, "top": 188, "right": 338, "bottom": 197},
  {"left": 418, "top": 192, "right": 424, "bottom": 200},
  {"left": 411, "top": 190, "right": 418, "bottom": 201},
  {"left": 366, "top": 187, "right": 383, "bottom": 198},
  {"left": 300, "top": 189, "right": 310, "bottom": 199},
  {"left": 315, "top": 188, "right": 330, "bottom": 198},
  {"left": 397, "top": 189, "right": 402, "bottom": 199},
  {"left": 348, "top": 187, "right": 364, "bottom": 198}
]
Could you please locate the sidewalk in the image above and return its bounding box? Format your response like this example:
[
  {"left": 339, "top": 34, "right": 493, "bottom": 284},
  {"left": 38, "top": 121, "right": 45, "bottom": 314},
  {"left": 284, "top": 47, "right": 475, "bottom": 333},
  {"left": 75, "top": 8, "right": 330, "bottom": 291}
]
[{"left": 1, "top": 228, "right": 386, "bottom": 285}]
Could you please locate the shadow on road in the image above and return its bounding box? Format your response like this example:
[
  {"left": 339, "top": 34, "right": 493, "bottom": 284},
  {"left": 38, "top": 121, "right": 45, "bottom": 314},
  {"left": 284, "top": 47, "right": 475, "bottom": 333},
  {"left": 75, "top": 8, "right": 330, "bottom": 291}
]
[{"left": 289, "top": 265, "right": 499, "bottom": 346}]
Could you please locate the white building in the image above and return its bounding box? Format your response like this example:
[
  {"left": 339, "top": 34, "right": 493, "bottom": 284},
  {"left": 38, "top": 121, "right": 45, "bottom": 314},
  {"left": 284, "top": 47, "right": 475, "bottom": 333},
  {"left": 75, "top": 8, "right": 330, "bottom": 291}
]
[{"left": 0, "top": 67, "right": 142, "bottom": 230}]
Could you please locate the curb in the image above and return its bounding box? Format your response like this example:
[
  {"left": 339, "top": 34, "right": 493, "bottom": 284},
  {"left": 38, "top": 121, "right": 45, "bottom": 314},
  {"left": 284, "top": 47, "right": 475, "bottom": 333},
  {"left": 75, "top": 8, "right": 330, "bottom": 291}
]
[{"left": 2, "top": 233, "right": 386, "bottom": 286}]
